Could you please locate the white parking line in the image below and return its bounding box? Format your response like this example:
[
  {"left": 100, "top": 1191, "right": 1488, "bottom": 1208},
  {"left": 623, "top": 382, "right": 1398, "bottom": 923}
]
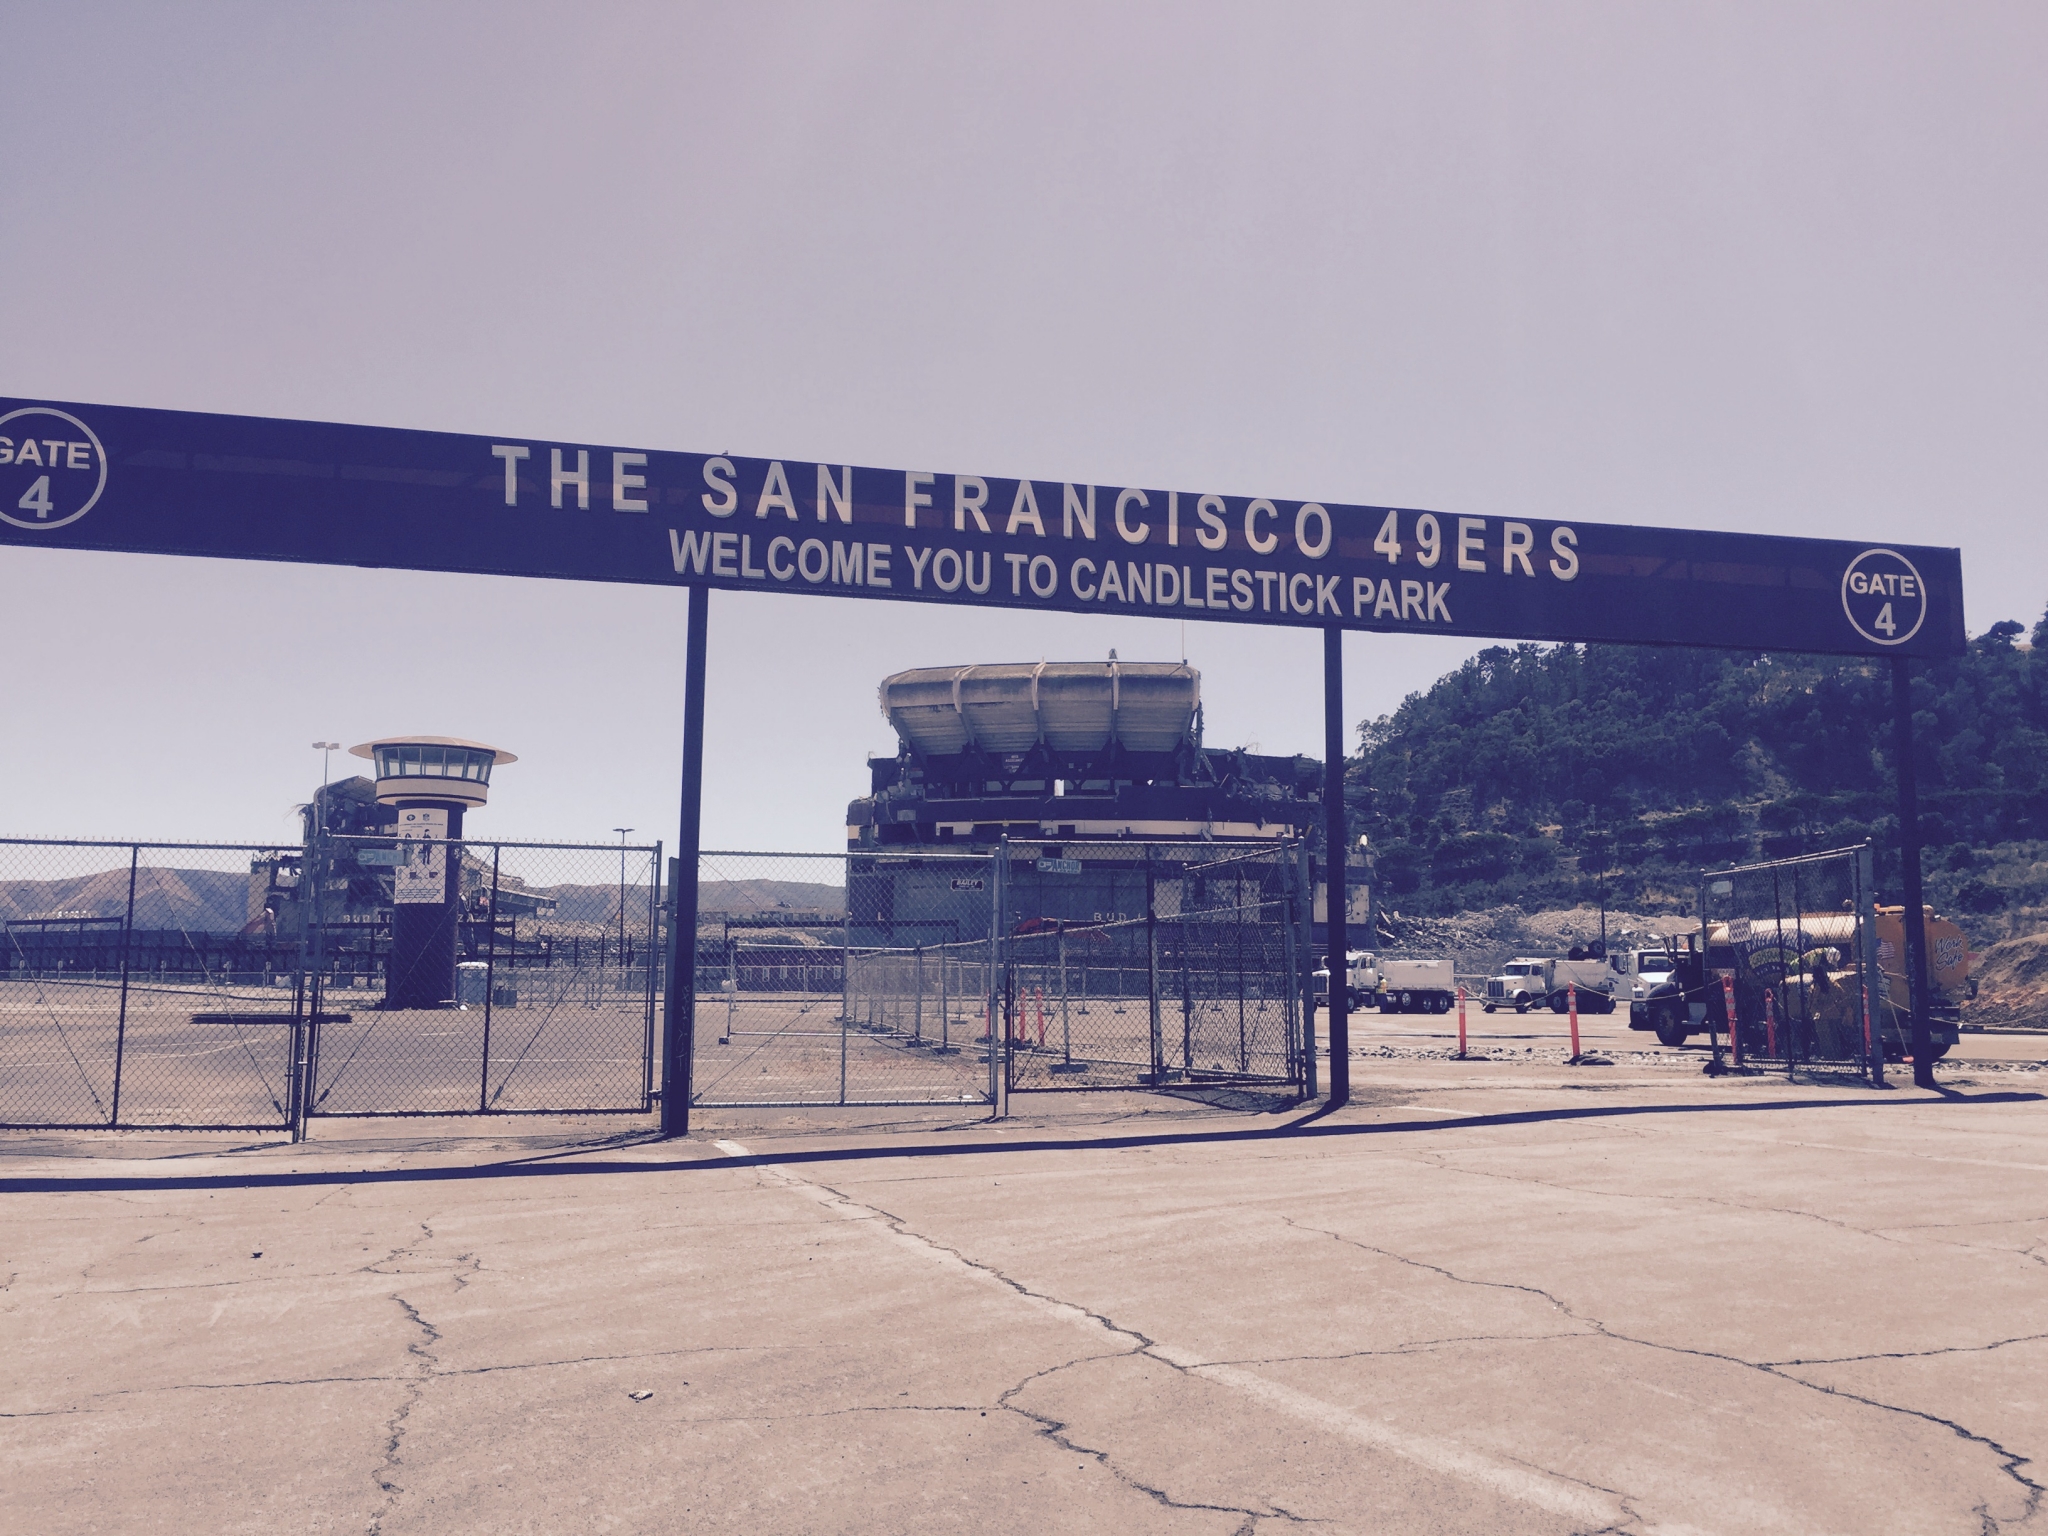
[{"left": 716, "top": 1136, "right": 1628, "bottom": 1529}]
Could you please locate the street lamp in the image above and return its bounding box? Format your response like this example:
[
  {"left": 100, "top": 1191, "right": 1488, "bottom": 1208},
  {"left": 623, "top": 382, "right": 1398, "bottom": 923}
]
[
  {"left": 613, "top": 828, "right": 634, "bottom": 967},
  {"left": 311, "top": 742, "right": 340, "bottom": 833}
]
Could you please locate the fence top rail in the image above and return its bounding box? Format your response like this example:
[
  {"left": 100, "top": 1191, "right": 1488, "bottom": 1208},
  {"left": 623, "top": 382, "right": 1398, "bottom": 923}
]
[
  {"left": 0, "top": 835, "right": 668, "bottom": 856},
  {"left": 0, "top": 837, "right": 301, "bottom": 853},
  {"left": 1165, "top": 843, "right": 1302, "bottom": 874},
  {"left": 325, "top": 834, "right": 662, "bottom": 855},
  {"left": 1701, "top": 843, "right": 1871, "bottom": 880},
  {"left": 706, "top": 848, "right": 990, "bottom": 863}
]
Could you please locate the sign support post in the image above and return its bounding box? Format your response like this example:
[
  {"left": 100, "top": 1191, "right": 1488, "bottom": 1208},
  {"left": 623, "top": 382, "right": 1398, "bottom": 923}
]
[
  {"left": 1323, "top": 626, "right": 1350, "bottom": 1108},
  {"left": 659, "top": 585, "right": 709, "bottom": 1138},
  {"left": 1891, "top": 656, "right": 1936, "bottom": 1088}
]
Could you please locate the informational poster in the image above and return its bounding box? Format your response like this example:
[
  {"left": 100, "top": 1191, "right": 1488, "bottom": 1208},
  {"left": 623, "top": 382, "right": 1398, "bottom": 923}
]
[{"left": 392, "top": 806, "right": 448, "bottom": 906}]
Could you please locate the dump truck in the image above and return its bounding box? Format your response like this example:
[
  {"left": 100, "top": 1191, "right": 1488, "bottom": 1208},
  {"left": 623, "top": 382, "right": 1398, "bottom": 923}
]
[{"left": 1373, "top": 957, "right": 1457, "bottom": 1014}]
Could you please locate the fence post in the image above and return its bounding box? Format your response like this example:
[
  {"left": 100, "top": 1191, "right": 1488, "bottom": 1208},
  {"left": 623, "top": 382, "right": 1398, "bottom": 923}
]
[
  {"left": 1280, "top": 852, "right": 1299, "bottom": 1084},
  {"left": 1180, "top": 905, "right": 1193, "bottom": 1074},
  {"left": 1145, "top": 848, "right": 1163, "bottom": 1084},
  {"left": 990, "top": 841, "right": 1008, "bottom": 1115},
  {"left": 109, "top": 845, "right": 139, "bottom": 1128},
  {"left": 1858, "top": 842, "right": 1885, "bottom": 1088},
  {"left": 646, "top": 842, "right": 661, "bottom": 1107},
  {"left": 478, "top": 845, "right": 500, "bottom": 1112},
  {"left": 1296, "top": 837, "right": 1316, "bottom": 1098},
  {"left": 1059, "top": 925, "right": 1072, "bottom": 1067}
]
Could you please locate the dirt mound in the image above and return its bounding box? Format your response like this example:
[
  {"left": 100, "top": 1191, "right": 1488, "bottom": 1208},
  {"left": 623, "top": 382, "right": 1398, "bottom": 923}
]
[{"left": 1969, "top": 931, "right": 2048, "bottom": 1028}]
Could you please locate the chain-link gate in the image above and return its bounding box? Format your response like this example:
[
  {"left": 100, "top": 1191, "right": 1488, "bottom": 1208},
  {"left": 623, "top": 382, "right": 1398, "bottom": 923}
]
[
  {"left": 1001, "top": 842, "right": 1309, "bottom": 1091},
  {"left": 303, "top": 836, "right": 660, "bottom": 1117}
]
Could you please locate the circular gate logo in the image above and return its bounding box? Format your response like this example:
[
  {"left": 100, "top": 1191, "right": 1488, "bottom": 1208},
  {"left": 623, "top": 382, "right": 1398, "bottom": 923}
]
[
  {"left": 1840, "top": 547, "right": 1927, "bottom": 647},
  {"left": 0, "top": 407, "right": 108, "bottom": 532}
]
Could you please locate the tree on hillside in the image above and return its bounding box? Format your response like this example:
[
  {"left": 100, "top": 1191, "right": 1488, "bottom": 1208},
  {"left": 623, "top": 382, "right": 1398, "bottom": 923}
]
[{"left": 1347, "top": 603, "right": 2048, "bottom": 926}]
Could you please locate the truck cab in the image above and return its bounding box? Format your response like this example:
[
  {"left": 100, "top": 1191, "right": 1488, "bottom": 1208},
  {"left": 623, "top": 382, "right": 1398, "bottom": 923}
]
[
  {"left": 1614, "top": 946, "right": 1681, "bottom": 1001},
  {"left": 1312, "top": 950, "right": 1377, "bottom": 1010},
  {"left": 1484, "top": 959, "right": 1549, "bottom": 1013}
]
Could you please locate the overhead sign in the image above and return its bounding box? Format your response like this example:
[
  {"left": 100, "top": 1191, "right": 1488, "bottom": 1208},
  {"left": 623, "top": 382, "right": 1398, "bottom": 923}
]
[{"left": 0, "top": 397, "right": 1965, "bottom": 656}]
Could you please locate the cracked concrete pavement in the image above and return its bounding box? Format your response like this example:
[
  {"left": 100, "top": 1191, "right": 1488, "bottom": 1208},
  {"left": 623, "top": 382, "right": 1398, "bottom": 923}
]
[{"left": 4, "top": 1060, "right": 2048, "bottom": 1533}]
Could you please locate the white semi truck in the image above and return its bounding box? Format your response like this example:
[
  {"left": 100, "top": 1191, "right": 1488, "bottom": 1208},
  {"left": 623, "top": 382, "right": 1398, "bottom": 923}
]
[
  {"left": 1312, "top": 950, "right": 1377, "bottom": 1009},
  {"left": 1484, "top": 956, "right": 1619, "bottom": 1013}
]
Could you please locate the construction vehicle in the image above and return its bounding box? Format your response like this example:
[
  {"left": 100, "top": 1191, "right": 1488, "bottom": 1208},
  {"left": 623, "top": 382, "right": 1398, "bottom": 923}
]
[
  {"left": 1373, "top": 957, "right": 1458, "bottom": 1014},
  {"left": 1483, "top": 958, "right": 1549, "bottom": 1013},
  {"left": 1312, "top": 950, "right": 1377, "bottom": 1010},
  {"left": 1626, "top": 907, "right": 1967, "bottom": 1059},
  {"left": 1543, "top": 956, "right": 1619, "bottom": 1014},
  {"left": 1485, "top": 956, "right": 1617, "bottom": 1013}
]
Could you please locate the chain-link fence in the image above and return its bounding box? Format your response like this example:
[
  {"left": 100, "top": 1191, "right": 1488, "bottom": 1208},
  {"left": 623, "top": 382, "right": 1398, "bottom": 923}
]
[
  {"left": 0, "top": 834, "right": 660, "bottom": 1128},
  {"left": 4, "top": 833, "right": 1312, "bottom": 1127},
  {"left": 1002, "top": 842, "right": 1308, "bottom": 1090},
  {"left": 0, "top": 839, "right": 304, "bottom": 1128},
  {"left": 301, "top": 835, "right": 660, "bottom": 1117},
  {"left": 689, "top": 850, "right": 998, "bottom": 1107},
  {"left": 1693, "top": 843, "right": 1963, "bottom": 1075},
  {"left": 683, "top": 841, "right": 1310, "bottom": 1105}
]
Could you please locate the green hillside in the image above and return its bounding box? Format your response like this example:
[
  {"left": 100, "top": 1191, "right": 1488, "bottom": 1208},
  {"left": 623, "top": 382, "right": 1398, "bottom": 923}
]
[{"left": 1346, "top": 604, "right": 2048, "bottom": 939}]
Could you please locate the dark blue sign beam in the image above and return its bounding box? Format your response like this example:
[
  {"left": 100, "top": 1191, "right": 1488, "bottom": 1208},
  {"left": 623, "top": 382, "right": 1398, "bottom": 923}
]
[{"left": 0, "top": 398, "right": 1965, "bottom": 656}]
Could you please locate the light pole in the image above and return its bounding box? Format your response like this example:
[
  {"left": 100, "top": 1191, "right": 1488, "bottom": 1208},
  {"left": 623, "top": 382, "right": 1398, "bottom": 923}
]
[
  {"left": 311, "top": 742, "right": 340, "bottom": 833},
  {"left": 614, "top": 828, "right": 634, "bottom": 968}
]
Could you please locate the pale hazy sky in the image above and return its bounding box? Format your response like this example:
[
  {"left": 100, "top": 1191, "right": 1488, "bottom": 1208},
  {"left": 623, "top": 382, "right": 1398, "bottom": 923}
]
[{"left": 3, "top": 2, "right": 2042, "bottom": 855}]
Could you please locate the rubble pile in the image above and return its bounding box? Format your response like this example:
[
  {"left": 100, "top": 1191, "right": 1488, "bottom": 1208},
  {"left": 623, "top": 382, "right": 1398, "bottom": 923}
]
[{"left": 1372, "top": 904, "right": 1696, "bottom": 978}]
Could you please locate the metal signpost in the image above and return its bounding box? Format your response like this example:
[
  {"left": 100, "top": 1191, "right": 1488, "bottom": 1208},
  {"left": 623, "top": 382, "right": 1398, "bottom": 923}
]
[{"left": 0, "top": 397, "right": 1969, "bottom": 1124}]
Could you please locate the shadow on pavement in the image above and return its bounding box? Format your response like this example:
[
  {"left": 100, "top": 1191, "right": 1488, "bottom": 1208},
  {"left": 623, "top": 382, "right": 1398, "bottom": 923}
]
[{"left": 3, "top": 1087, "right": 2039, "bottom": 1196}]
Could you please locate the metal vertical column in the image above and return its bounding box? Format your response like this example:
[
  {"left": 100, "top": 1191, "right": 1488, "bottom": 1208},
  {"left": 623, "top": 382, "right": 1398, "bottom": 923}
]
[
  {"left": 644, "top": 841, "right": 661, "bottom": 1105},
  {"left": 1857, "top": 842, "right": 1886, "bottom": 1089},
  {"left": 991, "top": 839, "right": 1008, "bottom": 1114},
  {"left": 109, "top": 845, "right": 139, "bottom": 1128},
  {"left": 1323, "top": 627, "right": 1351, "bottom": 1107},
  {"left": 1145, "top": 849, "right": 1163, "bottom": 1083},
  {"left": 477, "top": 845, "right": 501, "bottom": 1111},
  {"left": 1296, "top": 837, "right": 1316, "bottom": 1098},
  {"left": 659, "top": 585, "right": 709, "bottom": 1138},
  {"left": 1891, "top": 657, "right": 1935, "bottom": 1087}
]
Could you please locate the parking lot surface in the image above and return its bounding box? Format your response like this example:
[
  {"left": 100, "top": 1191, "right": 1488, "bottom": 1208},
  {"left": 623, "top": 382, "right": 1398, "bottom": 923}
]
[{"left": 5, "top": 1056, "right": 2046, "bottom": 1534}]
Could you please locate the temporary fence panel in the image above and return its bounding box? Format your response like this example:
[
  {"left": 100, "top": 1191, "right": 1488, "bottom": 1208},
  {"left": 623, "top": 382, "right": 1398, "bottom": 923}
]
[
  {"left": 1004, "top": 842, "right": 1308, "bottom": 1092},
  {"left": 690, "top": 850, "right": 998, "bottom": 1107},
  {"left": 0, "top": 839, "right": 301, "bottom": 1129},
  {"left": 303, "top": 836, "right": 660, "bottom": 1117}
]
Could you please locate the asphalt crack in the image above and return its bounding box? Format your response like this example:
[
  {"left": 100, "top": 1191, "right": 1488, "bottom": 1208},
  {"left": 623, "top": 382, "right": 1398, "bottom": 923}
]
[
  {"left": 996, "top": 1353, "right": 1321, "bottom": 1528},
  {"left": 1289, "top": 1217, "right": 2044, "bottom": 1530}
]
